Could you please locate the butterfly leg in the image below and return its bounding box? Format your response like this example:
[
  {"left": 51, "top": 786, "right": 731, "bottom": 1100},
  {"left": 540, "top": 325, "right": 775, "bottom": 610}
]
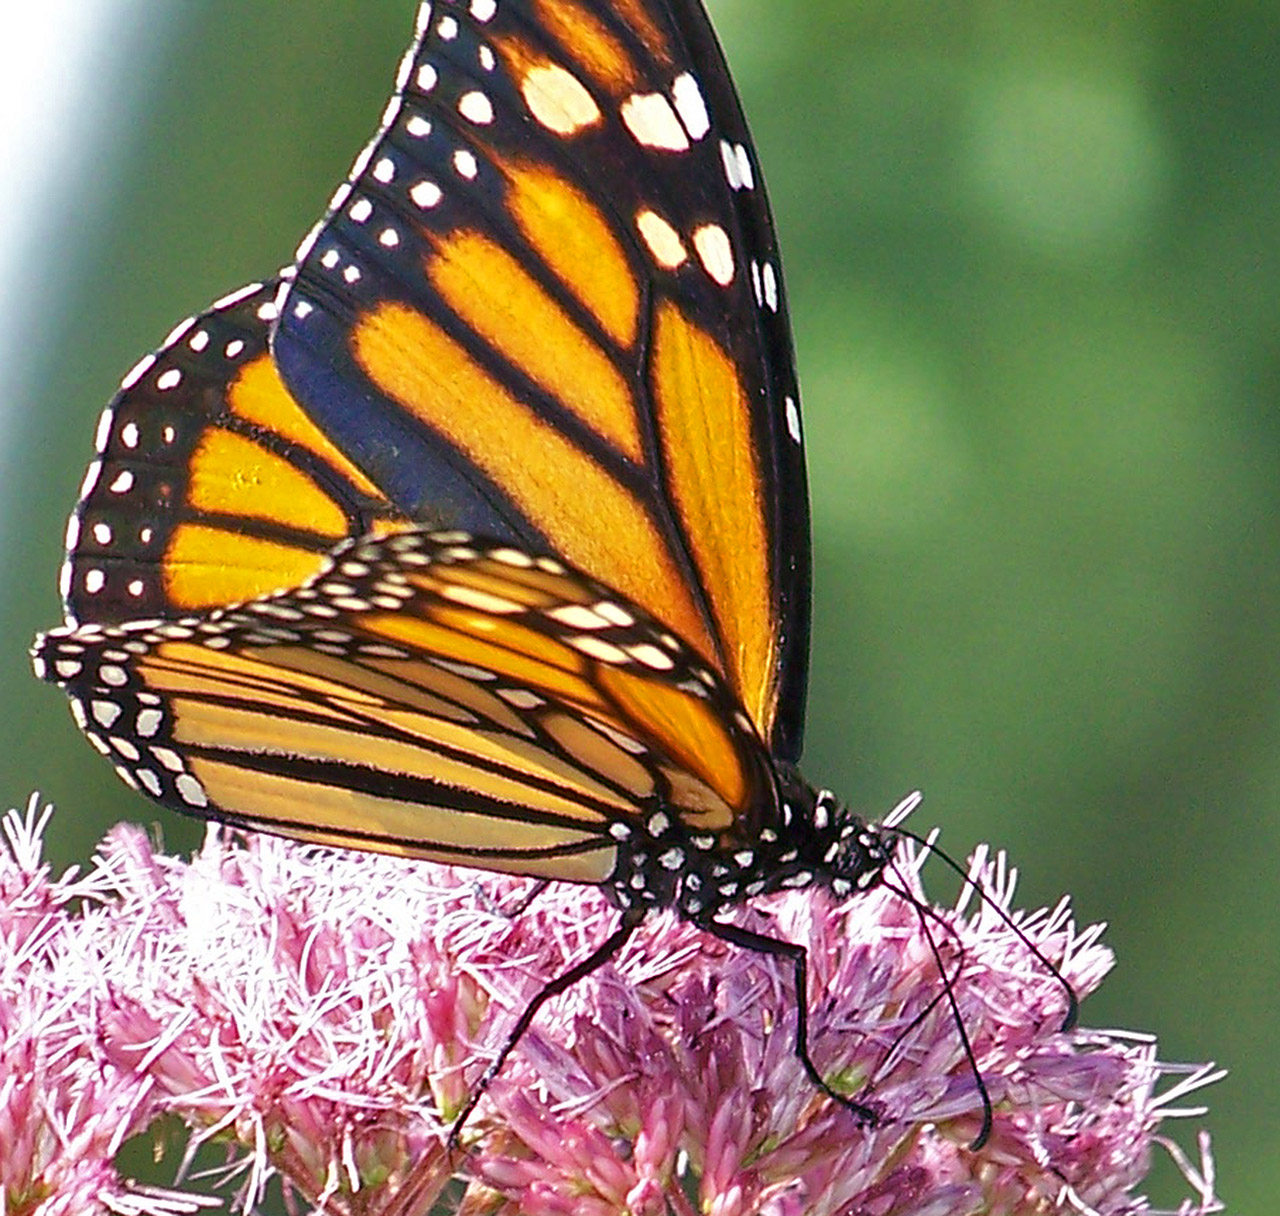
[
  {"left": 700, "top": 918, "right": 879, "bottom": 1128},
  {"left": 448, "top": 903, "right": 647, "bottom": 1151},
  {"left": 469, "top": 876, "right": 551, "bottom": 919},
  {"left": 504, "top": 877, "right": 551, "bottom": 918}
]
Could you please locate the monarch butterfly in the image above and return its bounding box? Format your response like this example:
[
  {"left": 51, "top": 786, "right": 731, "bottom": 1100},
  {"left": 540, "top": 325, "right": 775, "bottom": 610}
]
[{"left": 31, "top": 0, "right": 1063, "bottom": 1146}]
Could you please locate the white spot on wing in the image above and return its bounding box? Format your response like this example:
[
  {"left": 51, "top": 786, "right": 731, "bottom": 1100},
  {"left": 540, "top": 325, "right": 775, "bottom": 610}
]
[
  {"left": 620, "top": 92, "right": 689, "bottom": 151},
  {"left": 522, "top": 63, "right": 600, "bottom": 136},
  {"left": 671, "top": 72, "right": 710, "bottom": 140},
  {"left": 120, "top": 354, "right": 155, "bottom": 392},
  {"left": 592, "top": 718, "right": 647, "bottom": 754},
  {"left": 720, "top": 138, "right": 741, "bottom": 190},
  {"left": 627, "top": 643, "right": 675, "bottom": 671},
  {"left": 636, "top": 209, "right": 687, "bottom": 269},
  {"left": 762, "top": 260, "right": 778, "bottom": 311},
  {"left": 785, "top": 395, "right": 801, "bottom": 443},
  {"left": 458, "top": 91, "right": 494, "bottom": 125},
  {"left": 349, "top": 142, "right": 376, "bottom": 184},
  {"left": 163, "top": 315, "right": 195, "bottom": 347},
  {"left": 93, "top": 408, "right": 114, "bottom": 453},
  {"left": 692, "top": 223, "right": 734, "bottom": 286},
  {"left": 176, "top": 773, "right": 208, "bottom": 807},
  {"left": 489, "top": 547, "right": 534, "bottom": 568},
  {"left": 549, "top": 604, "right": 610, "bottom": 630},
  {"left": 569, "top": 635, "right": 630, "bottom": 664},
  {"left": 438, "top": 584, "right": 522, "bottom": 613},
  {"left": 110, "top": 737, "right": 140, "bottom": 762},
  {"left": 498, "top": 688, "right": 543, "bottom": 709},
  {"left": 151, "top": 747, "right": 183, "bottom": 772},
  {"left": 594, "top": 601, "right": 634, "bottom": 627},
  {"left": 410, "top": 180, "right": 442, "bottom": 209}
]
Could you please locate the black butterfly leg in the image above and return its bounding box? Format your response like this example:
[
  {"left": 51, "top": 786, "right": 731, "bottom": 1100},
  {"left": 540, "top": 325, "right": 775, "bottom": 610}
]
[
  {"left": 448, "top": 903, "right": 647, "bottom": 1150},
  {"left": 506, "top": 877, "right": 551, "bottom": 918},
  {"left": 471, "top": 877, "right": 552, "bottom": 918},
  {"left": 700, "top": 918, "right": 878, "bottom": 1128}
]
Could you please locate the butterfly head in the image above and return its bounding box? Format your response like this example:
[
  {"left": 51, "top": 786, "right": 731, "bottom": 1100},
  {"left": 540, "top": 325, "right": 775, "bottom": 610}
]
[{"left": 769, "top": 776, "right": 898, "bottom": 903}]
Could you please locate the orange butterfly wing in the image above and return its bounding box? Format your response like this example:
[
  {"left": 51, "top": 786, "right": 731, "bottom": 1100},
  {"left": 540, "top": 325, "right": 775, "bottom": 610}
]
[
  {"left": 61, "top": 280, "right": 406, "bottom": 627},
  {"left": 273, "top": 0, "right": 812, "bottom": 759},
  {"left": 35, "top": 530, "right": 775, "bottom": 881}
]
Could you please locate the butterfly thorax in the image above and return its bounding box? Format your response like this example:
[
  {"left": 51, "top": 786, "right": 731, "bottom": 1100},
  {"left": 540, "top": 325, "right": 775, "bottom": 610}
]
[{"left": 606, "top": 765, "right": 895, "bottom": 921}]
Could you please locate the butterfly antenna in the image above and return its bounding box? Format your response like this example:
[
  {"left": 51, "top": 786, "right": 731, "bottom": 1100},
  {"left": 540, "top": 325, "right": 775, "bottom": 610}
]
[
  {"left": 892, "top": 822, "right": 1079, "bottom": 1032},
  {"left": 881, "top": 868, "right": 992, "bottom": 1149},
  {"left": 867, "top": 885, "right": 967, "bottom": 1070}
]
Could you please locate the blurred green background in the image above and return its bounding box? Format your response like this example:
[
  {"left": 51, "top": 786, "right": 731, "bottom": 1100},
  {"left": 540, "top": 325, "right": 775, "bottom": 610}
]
[{"left": 1, "top": 1, "right": 1270, "bottom": 1210}]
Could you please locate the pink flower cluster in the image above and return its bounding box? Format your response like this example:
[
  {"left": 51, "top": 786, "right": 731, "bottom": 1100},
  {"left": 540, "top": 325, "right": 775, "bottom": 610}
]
[{"left": 0, "top": 796, "right": 1221, "bottom": 1216}]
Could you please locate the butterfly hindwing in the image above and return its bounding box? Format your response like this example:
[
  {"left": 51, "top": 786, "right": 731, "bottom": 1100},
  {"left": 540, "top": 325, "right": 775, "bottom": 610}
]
[
  {"left": 61, "top": 280, "right": 405, "bottom": 629},
  {"left": 272, "top": 0, "right": 811, "bottom": 759},
  {"left": 35, "top": 530, "right": 776, "bottom": 882}
]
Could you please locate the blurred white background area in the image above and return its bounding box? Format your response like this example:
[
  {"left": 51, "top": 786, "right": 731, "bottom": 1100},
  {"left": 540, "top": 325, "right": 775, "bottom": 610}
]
[{"left": 0, "top": 4, "right": 157, "bottom": 506}]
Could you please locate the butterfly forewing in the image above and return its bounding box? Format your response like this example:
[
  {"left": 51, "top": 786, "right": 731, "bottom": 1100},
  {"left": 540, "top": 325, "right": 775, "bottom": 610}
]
[
  {"left": 35, "top": 531, "right": 777, "bottom": 882},
  {"left": 272, "top": 0, "right": 811, "bottom": 759},
  {"left": 61, "top": 280, "right": 405, "bottom": 629}
]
